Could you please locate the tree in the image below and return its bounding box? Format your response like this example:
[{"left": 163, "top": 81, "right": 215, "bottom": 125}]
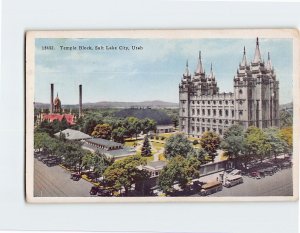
[
  {"left": 264, "top": 127, "right": 289, "bottom": 160},
  {"left": 170, "top": 114, "right": 179, "bottom": 129},
  {"left": 81, "top": 150, "right": 114, "bottom": 177},
  {"left": 34, "top": 132, "right": 54, "bottom": 152},
  {"left": 62, "top": 142, "right": 85, "bottom": 171},
  {"left": 220, "top": 124, "right": 245, "bottom": 165},
  {"left": 35, "top": 120, "right": 55, "bottom": 135},
  {"left": 141, "top": 136, "right": 152, "bottom": 157},
  {"left": 280, "top": 109, "right": 293, "bottom": 128},
  {"left": 61, "top": 116, "right": 69, "bottom": 130},
  {"left": 244, "top": 126, "right": 271, "bottom": 163},
  {"left": 103, "top": 155, "right": 149, "bottom": 196},
  {"left": 83, "top": 118, "right": 101, "bottom": 135},
  {"left": 279, "top": 127, "right": 293, "bottom": 149},
  {"left": 123, "top": 117, "right": 141, "bottom": 139},
  {"left": 158, "top": 155, "right": 200, "bottom": 194},
  {"left": 91, "top": 123, "right": 112, "bottom": 139},
  {"left": 140, "top": 118, "right": 157, "bottom": 134},
  {"left": 111, "top": 127, "right": 127, "bottom": 143},
  {"left": 188, "top": 147, "right": 207, "bottom": 164},
  {"left": 200, "top": 131, "right": 221, "bottom": 162},
  {"left": 164, "top": 133, "right": 193, "bottom": 159}
]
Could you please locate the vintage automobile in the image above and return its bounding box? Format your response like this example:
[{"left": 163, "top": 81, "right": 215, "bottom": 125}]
[
  {"left": 70, "top": 172, "right": 81, "bottom": 181},
  {"left": 281, "top": 161, "right": 292, "bottom": 169},
  {"left": 90, "top": 186, "right": 100, "bottom": 195},
  {"left": 200, "top": 181, "right": 223, "bottom": 196},
  {"left": 250, "top": 170, "right": 265, "bottom": 179},
  {"left": 97, "top": 189, "right": 111, "bottom": 197},
  {"left": 264, "top": 167, "right": 274, "bottom": 176},
  {"left": 45, "top": 158, "right": 61, "bottom": 167}
]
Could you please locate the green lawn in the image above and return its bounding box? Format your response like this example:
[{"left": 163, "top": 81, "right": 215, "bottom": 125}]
[
  {"left": 124, "top": 138, "right": 142, "bottom": 147},
  {"left": 150, "top": 141, "right": 165, "bottom": 151}
]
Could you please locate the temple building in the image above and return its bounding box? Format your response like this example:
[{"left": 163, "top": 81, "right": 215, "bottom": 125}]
[
  {"left": 179, "top": 38, "right": 280, "bottom": 137},
  {"left": 36, "top": 84, "right": 83, "bottom": 125}
]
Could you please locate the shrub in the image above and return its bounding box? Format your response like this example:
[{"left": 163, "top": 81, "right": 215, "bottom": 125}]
[
  {"left": 161, "top": 136, "right": 166, "bottom": 140},
  {"left": 155, "top": 136, "right": 160, "bottom": 140},
  {"left": 193, "top": 139, "right": 199, "bottom": 145}
]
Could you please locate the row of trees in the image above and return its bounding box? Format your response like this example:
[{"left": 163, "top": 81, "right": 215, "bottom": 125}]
[
  {"left": 90, "top": 117, "right": 157, "bottom": 143},
  {"left": 34, "top": 132, "right": 113, "bottom": 177},
  {"left": 35, "top": 118, "right": 69, "bottom": 136},
  {"left": 221, "top": 125, "right": 292, "bottom": 167},
  {"left": 157, "top": 125, "right": 292, "bottom": 193}
]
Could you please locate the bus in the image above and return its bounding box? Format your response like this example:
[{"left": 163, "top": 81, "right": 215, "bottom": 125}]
[
  {"left": 200, "top": 181, "right": 223, "bottom": 196},
  {"left": 224, "top": 175, "right": 243, "bottom": 188}
]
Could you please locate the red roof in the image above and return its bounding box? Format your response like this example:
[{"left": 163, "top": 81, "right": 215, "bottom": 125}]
[{"left": 42, "top": 114, "right": 75, "bottom": 125}]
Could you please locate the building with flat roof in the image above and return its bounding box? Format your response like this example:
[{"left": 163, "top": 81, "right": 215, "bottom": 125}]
[
  {"left": 143, "top": 160, "right": 168, "bottom": 178},
  {"left": 82, "top": 138, "right": 136, "bottom": 160},
  {"left": 155, "top": 125, "right": 175, "bottom": 134}
]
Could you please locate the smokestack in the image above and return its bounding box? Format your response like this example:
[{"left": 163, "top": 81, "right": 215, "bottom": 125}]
[
  {"left": 50, "top": 83, "right": 54, "bottom": 113},
  {"left": 79, "top": 84, "right": 82, "bottom": 117}
]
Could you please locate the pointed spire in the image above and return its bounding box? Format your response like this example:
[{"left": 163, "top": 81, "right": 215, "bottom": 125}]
[
  {"left": 241, "top": 46, "right": 247, "bottom": 66},
  {"left": 266, "top": 51, "right": 273, "bottom": 71},
  {"left": 183, "top": 59, "right": 190, "bottom": 76},
  {"left": 253, "top": 37, "right": 262, "bottom": 63},
  {"left": 210, "top": 62, "right": 214, "bottom": 79},
  {"left": 195, "top": 51, "right": 204, "bottom": 74}
]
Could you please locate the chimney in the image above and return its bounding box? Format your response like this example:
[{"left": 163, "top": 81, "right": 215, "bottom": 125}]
[
  {"left": 79, "top": 84, "right": 82, "bottom": 117},
  {"left": 50, "top": 83, "right": 54, "bottom": 113}
]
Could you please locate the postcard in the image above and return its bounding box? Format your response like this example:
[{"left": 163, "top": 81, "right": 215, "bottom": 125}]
[{"left": 26, "top": 29, "right": 299, "bottom": 202}]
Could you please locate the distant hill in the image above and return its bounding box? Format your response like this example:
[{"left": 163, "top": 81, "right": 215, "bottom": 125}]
[
  {"left": 114, "top": 108, "right": 173, "bottom": 125},
  {"left": 34, "top": 100, "right": 178, "bottom": 109},
  {"left": 83, "top": 100, "right": 178, "bottom": 109}
]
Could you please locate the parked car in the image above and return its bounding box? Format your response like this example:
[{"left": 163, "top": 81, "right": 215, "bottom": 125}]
[
  {"left": 281, "top": 161, "right": 292, "bottom": 169},
  {"left": 45, "top": 158, "right": 61, "bottom": 167},
  {"left": 200, "top": 181, "right": 223, "bottom": 196},
  {"left": 37, "top": 155, "right": 48, "bottom": 161},
  {"left": 264, "top": 167, "right": 274, "bottom": 176},
  {"left": 97, "top": 189, "right": 111, "bottom": 197},
  {"left": 250, "top": 170, "right": 265, "bottom": 179},
  {"left": 90, "top": 186, "right": 100, "bottom": 195},
  {"left": 70, "top": 172, "right": 81, "bottom": 181}
]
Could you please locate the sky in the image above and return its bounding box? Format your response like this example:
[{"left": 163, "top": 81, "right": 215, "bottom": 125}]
[{"left": 35, "top": 37, "right": 293, "bottom": 105}]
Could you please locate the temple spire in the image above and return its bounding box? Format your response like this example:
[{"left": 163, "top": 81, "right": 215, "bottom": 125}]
[
  {"left": 241, "top": 46, "right": 247, "bottom": 66},
  {"left": 195, "top": 51, "right": 204, "bottom": 74},
  {"left": 209, "top": 62, "right": 215, "bottom": 80},
  {"left": 253, "top": 37, "right": 262, "bottom": 63},
  {"left": 266, "top": 52, "right": 273, "bottom": 71},
  {"left": 183, "top": 59, "right": 190, "bottom": 76}
]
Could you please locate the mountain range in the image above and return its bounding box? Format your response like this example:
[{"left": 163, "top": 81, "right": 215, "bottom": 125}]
[{"left": 34, "top": 100, "right": 179, "bottom": 109}]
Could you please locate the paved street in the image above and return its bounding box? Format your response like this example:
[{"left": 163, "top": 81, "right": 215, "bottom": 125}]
[
  {"left": 192, "top": 168, "right": 293, "bottom": 197},
  {"left": 34, "top": 159, "right": 93, "bottom": 197}
]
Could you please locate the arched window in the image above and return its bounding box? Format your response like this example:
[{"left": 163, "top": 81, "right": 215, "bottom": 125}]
[{"left": 239, "top": 89, "right": 243, "bottom": 94}]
